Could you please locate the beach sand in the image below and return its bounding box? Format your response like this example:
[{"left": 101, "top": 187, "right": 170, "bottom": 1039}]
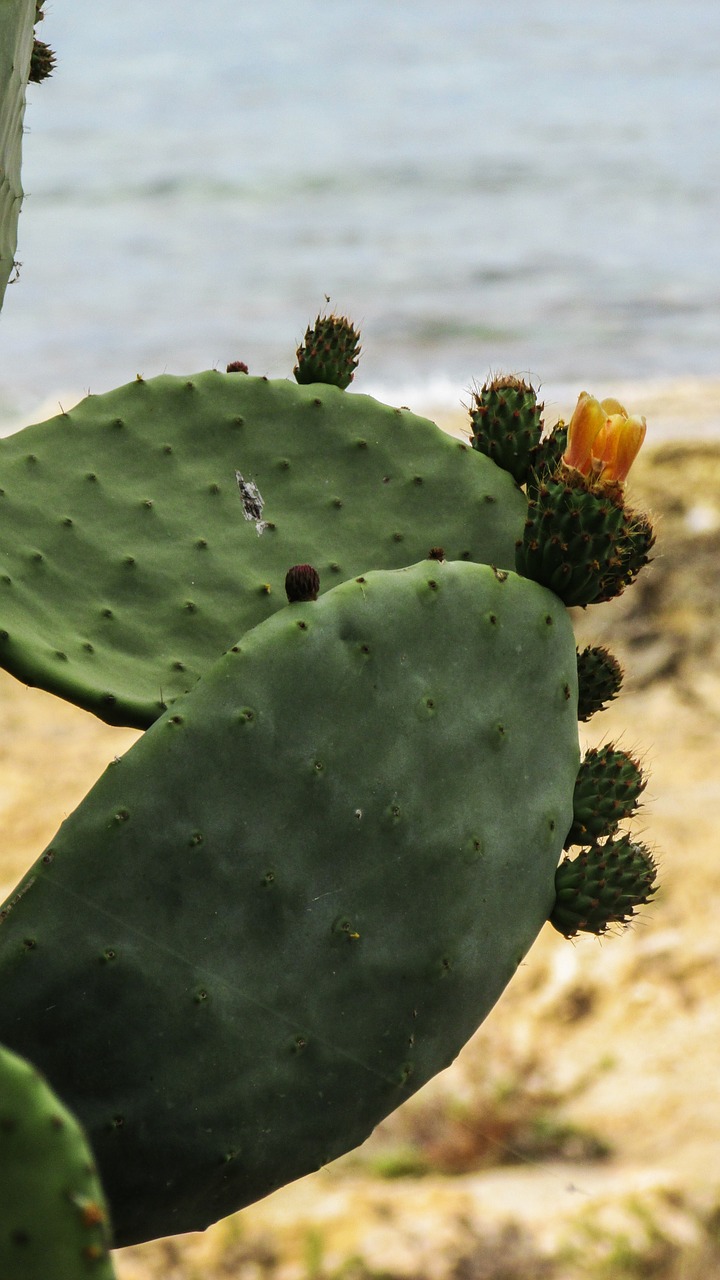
[{"left": 2, "top": 432, "right": 720, "bottom": 1278}]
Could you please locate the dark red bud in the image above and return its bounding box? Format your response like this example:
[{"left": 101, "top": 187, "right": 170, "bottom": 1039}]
[{"left": 285, "top": 564, "right": 320, "bottom": 603}]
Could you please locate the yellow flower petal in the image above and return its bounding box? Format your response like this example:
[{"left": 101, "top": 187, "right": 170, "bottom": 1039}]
[
  {"left": 600, "top": 414, "right": 647, "bottom": 484},
  {"left": 562, "top": 392, "right": 647, "bottom": 487},
  {"left": 600, "top": 397, "right": 628, "bottom": 417},
  {"left": 563, "top": 392, "right": 608, "bottom": 474}
]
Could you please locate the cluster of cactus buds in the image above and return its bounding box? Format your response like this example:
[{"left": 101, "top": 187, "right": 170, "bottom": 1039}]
[
  {"left": 552, "top": 725, "right": 657, "bottom": 939},
  {"left": 469, "top": 381, "right": 655, "bottom": 609},
  {"left": 468, "top": 376, "right": 659, "bottom": 937}
]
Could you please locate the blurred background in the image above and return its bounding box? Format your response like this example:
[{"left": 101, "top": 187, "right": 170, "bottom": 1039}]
[
  {"left": 2, "top": 2, "right": 720, "bottom": 1276},
  {"left": 1, "top": 0, "right": 720, "bottom": 427}
]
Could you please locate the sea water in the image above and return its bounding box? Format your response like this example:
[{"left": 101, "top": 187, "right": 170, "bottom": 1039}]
[{"left": 1, "top": 0, "right": 720, "bottom": 427}]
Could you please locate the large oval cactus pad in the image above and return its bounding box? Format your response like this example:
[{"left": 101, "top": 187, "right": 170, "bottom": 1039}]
[
  {"left": 0, "top": 373, "right": 525, "bottom": 726},
  {"left": 0, "top": 560, "right": 579, "bottom": 1245}
]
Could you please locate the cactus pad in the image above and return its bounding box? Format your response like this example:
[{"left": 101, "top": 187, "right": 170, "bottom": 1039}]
[
  {"left": 0, "top": 0, "right": 36, "bottom": 312},
  {"left": 0, "top": 559, "right": 579, "bottom": 1244},
  {"left": 0, "top": 1043, "right": 116, "bottom": 1280},
  {"left": 0, "top": 372, "right": 525, "bottom": 726}
]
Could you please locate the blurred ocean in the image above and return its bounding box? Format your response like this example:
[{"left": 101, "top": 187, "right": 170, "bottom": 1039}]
[{"left": 1, "top": 0, "right": 720, "bottom": 429}]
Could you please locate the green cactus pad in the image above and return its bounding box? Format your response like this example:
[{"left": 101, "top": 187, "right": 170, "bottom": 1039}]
[
  {"left": 0, "top": 559, "right": 579, "bottom": 1245},
  {"left": 0, "top": 1043, "right": 116, "bottom": 1280},
  {"left": 0, "top": 0, "right": 35, "bottom": 312},
  {"left": 469, "top": 376, "right": 544, "bottom": 486},
  {"left": 550, "top": 836, "right": 658, "bottom": 938},
  {"left": 516, "top": 474, "right": 655, "bottom": 607},
  {"left": 576, "top": 645, "right": 624, "bottom": 721},
  {"left": 293, "top": 313, "right": 362, "bottom": 389},
  {"left": 0, "top": 372, "right": 525, "bottom": 727},
  {"left": 565, "top": 744, "right": 646, "bottom": 847}
]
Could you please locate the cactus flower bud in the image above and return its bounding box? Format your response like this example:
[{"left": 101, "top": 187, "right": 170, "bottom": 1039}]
[
  {"left": 563, "top": 392, "right": 646, "bottom": 488},
  {"left": 285, "top": 564, "right": 320, "bottom": 603}
]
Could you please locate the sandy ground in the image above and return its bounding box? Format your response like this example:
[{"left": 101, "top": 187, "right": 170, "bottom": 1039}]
[{"left": 2, "top": 436, "right": 720, "bottom": 1278}]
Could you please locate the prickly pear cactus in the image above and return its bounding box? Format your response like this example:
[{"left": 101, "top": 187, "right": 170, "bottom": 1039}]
[
  {"left": 0, "top": 1042, "right": 116, "bottom": 1279},
  {"left": 0, "top": 371, "right": 525, "bottom": 726},
  {"left": 0, "top": 0, "right": 36, "bottom": 311},
  {"left": 0, "top": 558, "right": 580, "bottom": 1245}
]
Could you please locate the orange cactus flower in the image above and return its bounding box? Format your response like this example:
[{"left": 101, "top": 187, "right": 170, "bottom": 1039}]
[{"left": 564, "top": 392, "right": 646, "bottom": 487}]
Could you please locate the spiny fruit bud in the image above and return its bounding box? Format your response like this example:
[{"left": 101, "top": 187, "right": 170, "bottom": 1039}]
[
  {"left": 293, "top": 313, "right": 361, "bottom": 390},
  {"left": 29, "top": 38, "right": 55, "bottom": 83},
  {"left": 226, "top": 361, "right": 249, "bottom": 374},
  {"left": 515, "top": 475, "right": 655, "bottom": 607},
  {"left": 550, "top": 836, "right": 658, "bottom": 938},
  {"left": 469, "top": 375, "right": 543, "bottom": 486},
  {"left": 285, "top": 564, "right": 320, "bottom": 603},
  {"left": 577, "top": 646, "right": 624, "bottom": 721},
  {"left": 566, "top": 744, "right": 646, "bottom": 848}
]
